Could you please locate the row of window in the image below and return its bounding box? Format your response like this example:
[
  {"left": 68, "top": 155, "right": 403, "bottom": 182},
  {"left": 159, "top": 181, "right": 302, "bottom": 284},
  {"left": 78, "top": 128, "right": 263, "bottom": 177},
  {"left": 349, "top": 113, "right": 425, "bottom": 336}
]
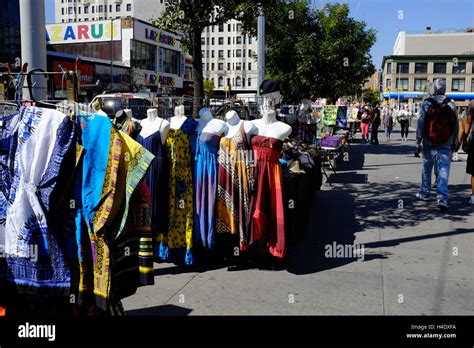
[
  {"left": 386, "top": 78, "right": 474, "bottom": 92},
  {"left": 386, "top": 62, "right": 471, "bottom": 74},
  {"left": 201, "top": 36, "right": 252, "bottom": 46},
  {"left": 210, "top": 76, "right": 252, "bottom": 88},
  {"left": 202, "top": 49, "right": 255, "bottom": 59},
  {"left": 61, "top": 16, "right": 119, "bottom": 22},
  {"left": 206, "top": 22, "right": 243, "bottom": 34},
  {"left": 203, "top": 62, "right": 253, "bottom": 71},
  {"left": 61, "top": 3, "right": 131, "bottom": 16}
]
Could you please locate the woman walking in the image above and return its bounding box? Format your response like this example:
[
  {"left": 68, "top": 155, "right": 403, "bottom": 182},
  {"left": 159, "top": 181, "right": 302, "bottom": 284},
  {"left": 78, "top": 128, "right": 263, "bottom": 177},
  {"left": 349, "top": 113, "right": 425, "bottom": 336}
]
[
  {"left": 397, "top": 104, "right": 411, "bottom": 142},
  {"left": 383, "top": 106, "right": 394, "bottom": 142},
  {"left": 360, "top": 106, "right": 371, "bottom": 143}
]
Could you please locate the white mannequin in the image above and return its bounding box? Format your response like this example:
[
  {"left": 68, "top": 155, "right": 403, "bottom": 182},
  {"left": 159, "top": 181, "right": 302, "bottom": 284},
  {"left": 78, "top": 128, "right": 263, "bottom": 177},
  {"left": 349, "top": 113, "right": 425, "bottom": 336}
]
[
  {"left": 197, "top": 108, "right": 227, "bottom": 136},
  {"left": 252, "top": 98, "right": 292, "bottom": 140},
  {"left": 139, "top": 109, "right": 170, "bottom": 145},
  {"left": 170, "top": 105, "right": 188, "bottom": 130},
  {"left": 225, "top": 110, "right": 257, "bottom": 143}
]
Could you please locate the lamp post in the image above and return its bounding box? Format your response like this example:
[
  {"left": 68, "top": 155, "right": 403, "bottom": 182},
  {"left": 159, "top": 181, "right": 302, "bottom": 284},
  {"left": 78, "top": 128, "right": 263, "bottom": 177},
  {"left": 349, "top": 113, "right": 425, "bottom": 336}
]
[
  {"left": 397, "top": 64, "right": 401, "bottom": 110},
  {"left": 257, "top": 3, "right": 265, "bottom": 100},
  {"left": 110, "top": 17, "right": 114, "bottom": 91}
]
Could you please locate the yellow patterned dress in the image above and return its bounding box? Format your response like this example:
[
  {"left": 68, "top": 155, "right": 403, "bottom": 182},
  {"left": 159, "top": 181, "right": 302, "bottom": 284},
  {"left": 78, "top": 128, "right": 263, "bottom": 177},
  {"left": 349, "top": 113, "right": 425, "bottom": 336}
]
[{"left": 157, "top": 117, "right": 197, "bottom": 265}]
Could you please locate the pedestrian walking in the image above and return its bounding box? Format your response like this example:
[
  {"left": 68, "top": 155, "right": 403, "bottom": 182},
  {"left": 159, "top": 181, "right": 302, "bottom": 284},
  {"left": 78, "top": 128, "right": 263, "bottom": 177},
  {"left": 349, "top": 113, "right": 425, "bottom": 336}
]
[
  {"left": 383, "top": 106, "right": 394, "bottom": 142},
  {"left": 397, "top": 104, "right": 411, "bottom": 142},
  {"left": 370, "top": 104, "right": 381, "bottom": 145},
  {"left": 360, "top": 106, "right": 370, "bottom": 143},
  {"left": 462, "top": 100, "right": 474, "bottom": 206},
  {"left": 415, "top": 79, "right": 459, "bottom": 211}
]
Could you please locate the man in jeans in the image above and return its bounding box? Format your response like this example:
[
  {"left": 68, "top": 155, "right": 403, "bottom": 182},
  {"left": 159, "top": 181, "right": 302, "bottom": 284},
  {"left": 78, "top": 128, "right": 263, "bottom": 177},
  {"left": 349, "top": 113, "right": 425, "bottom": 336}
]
[
  {"left": 370, "top": 104, "right": 381, "bottom": 145},
  {"left": 415, "top": 79, "right": 459, "bottom": 211}
]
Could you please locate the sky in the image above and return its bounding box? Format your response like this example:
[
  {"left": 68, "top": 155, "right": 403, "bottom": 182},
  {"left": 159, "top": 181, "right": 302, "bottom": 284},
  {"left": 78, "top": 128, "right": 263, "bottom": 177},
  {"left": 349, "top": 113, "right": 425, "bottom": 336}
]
[{"left": 45, "top": 0, "right": 474, "bottom": 68}]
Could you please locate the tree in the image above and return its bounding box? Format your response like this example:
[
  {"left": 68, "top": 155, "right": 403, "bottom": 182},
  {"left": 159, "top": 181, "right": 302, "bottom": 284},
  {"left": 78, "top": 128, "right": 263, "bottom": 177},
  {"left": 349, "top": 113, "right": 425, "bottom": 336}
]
[
  {"left": 203, "top": 79, "right": 215, "bottom": 97},
  {"left": 253, "top": 1, "right": 376, "bottom": 103},
  {"left": 151, "top": 0, "right": 269, "bottom": 116},
  {"left": 362, "top": 89, "right": 381, "bottom": 105}
]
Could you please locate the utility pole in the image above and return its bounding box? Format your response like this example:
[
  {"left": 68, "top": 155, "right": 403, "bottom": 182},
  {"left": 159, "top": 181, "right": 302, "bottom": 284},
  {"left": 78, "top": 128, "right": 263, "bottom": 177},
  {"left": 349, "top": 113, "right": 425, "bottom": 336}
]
[
  {"left": 257, "top": 4, "right": 265, "bottom": 100},
  {"left": 110, "top": 17, "right": 114, "bottom": 91},
  {"left": 20, "top": 0, "right": 47, "bottom": 100}
]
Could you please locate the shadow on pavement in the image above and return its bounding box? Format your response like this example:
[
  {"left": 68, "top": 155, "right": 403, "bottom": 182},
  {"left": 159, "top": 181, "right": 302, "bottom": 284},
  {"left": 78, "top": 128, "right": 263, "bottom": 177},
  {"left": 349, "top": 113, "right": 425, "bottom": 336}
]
[{"left": 126, "top": 304, "right": 192, "bottom": 316}]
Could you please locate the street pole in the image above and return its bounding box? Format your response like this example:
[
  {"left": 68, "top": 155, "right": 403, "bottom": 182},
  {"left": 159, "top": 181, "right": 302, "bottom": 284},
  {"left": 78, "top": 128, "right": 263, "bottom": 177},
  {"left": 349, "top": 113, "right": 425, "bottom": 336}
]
[
  {"left": 20, "top": 0, "right": 47, "bottom": 100},
  {"left": 257, "top": 4, "right": 265, "bottom": 101},
  {"left": 110, "top": 18, "right": 114, "bottom": 91},
  {"left": 397, "top": 64, "right": 401, "bottom": 110}
]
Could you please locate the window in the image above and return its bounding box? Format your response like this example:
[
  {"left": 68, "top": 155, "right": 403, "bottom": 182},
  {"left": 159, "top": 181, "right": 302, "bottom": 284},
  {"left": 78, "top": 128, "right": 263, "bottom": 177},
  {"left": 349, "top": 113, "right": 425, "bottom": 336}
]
[
  {"left": 227, "top": 78, "right": 231, "bottom": 87},
  {"left": 248, "top": 50, "right": 253, "bottom": 57},
  {"left": 211, "top": 63, "right": 215, "bottom": 70},
  {"left": 227, "top": 50, "right": 230, "bottom": 58},
  {"left": 452, "top": 79, "right": 465, "bottom": 92},
  {"left": 243, "top": 78, "right": 246, "bottom": 87},
  {"left": 127, "top": 4, "right": 132, "bottom": 11},
  {"left": 116, "top": 4, "right": 120, "bottom": 12},
  {"left": 236, "top": 76, "right": 242, "bottom": 87},
  {"left": 227, "top": 63, "right": 231, "bottom": 70},
  {"left": 248, "top": 62, "right": 252, "bottom": 70},
  {"left": 237, "top": 23, "right": 242, "bottom": 32},
  {"left": 236, "top": 36, "right": 242, "bottom": 44},
  {"left": 386, "top": 79, "right": 391, "bottom": 90},
  {"left": 227, "top": 37, "right": 231, "bottom": 45},
  {"left": 433, "top": 63, "right": 446, "bottom": 74},
  {"left": 386, "top": 62, "right": 392, "bottom": 73},
  {"left": 415, "top": 63, "right": 427, "bottom": 74},
  {"left": 414, "top": 79, "right": 427, "bottom": 91},
  {"left": 218, "top": 63, "right": 224, "bottom": 70},
  {"left": 206, "top": 63, "right": 209, "bottom": 70},
  {"left": 98, "top": 5, "right": 103, "bottom": 12},
  {"left": 62, "top": 8, "right": 64, "bottom": 15},
  {"left": 99, "top": 17, "right": 103, "bottom": 20},
  {"left": 453, "top": 62, "right": 466, "bottom": 74},
  {"left": 396, "top": 78, "right": 409, "bottom": 91},
  {"left": 218, "top": 50, "right": 224, "bottom": 58},
  {"left": 109, "top": 5, "right": 112, "bottom": 12},
  {"left": 84, "top": 17, "right": 88, "bottom": 21},
  {"left": 84, "top": 6, "right": 89, "bottom": 13},
  {"left": 218, "top": 37, "right": 224, "bottom": 45},
  {"left": 236, "top": 49, "right": 242, "bottom": 57},
  {"left": 218, "top": 77, "right": 224, "bottom": 87},
  {"left": 397, "top": 63, "right": 409, "bottom": 73},
  {"left": 248, "top": 78, "right": 251, "bottom": 87},
  {"left": 206, "top": 37, "right": 209, "bottom": 45},
  {"left": 211, "top": 37, "right": 215, "bottom": 45},
  {"left": 68, "top": 7, "right": 73, "bottom": 14},
  {"left": 211, "top": 26, "right": 214, "bottom": 32},
  {"left": 211, "top": 50, "right": 215, "bottom": 58},
  {"left": 206, "top": 50, "right": 209, "bottom": 58},
  {"left": 201, "top": 37, "right": 205, "bottom": 45},
  {"left": 243, "top": 50, "right": 246, "bottom": 58},
  {"left": 131, "top": 40, "right": 156, "bottom": 71},
  {"left": 236, "top": 62, "right": 242, "bottom": 70},
  {"left": 218, "top": 23, "right": 224, "bottom": 32},
  {"left": 92, "top": 6, "right": 94, "bottom": 13},
  {"left": 228, "top": 24, "right": 231, "bottom": 32}
]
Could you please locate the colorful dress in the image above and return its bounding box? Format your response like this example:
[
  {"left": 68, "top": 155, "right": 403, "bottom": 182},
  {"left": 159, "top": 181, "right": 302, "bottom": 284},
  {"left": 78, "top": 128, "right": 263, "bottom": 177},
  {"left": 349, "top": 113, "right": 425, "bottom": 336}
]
[
  {"left": 215, "top": 123, "right": 255, "bottom": 250},
  {"left": 158, "top": 118, "right": 197, "bottom": 265},
  {"left": 5, "top": 107, "right": 77, "bottom": 293},
  {"left": 136, "top": 127, "right": 169, "bottom": 237},
  {"left": 250, "top": 136, "right": 286, "bottom": 258},
  {"left": 194, "top": 131, "right": 222, "bottom": 250}
]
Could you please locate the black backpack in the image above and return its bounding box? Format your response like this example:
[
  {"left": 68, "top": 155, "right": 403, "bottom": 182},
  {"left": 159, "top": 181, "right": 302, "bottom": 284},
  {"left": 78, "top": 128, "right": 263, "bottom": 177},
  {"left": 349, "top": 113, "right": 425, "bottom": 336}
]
[{"left": 424, "top": 97, "right": 457, "bottom": 146}]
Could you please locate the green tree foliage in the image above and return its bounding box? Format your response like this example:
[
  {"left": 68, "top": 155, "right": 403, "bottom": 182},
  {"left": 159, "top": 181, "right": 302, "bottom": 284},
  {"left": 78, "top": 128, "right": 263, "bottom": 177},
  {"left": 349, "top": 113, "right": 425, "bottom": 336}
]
[
  {"left": 203, "top": 79, "right": 215, "bottom": 97},
  {"left": 258, "top": 1, "right": 376, "bottom": 103}
]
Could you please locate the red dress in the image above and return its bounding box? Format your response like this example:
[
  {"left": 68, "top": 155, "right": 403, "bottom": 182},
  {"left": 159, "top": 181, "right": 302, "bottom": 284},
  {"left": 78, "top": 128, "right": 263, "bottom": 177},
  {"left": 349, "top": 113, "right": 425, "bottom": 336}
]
[{"left": 250, "top": 135, "right": 286, "bottom": 258}]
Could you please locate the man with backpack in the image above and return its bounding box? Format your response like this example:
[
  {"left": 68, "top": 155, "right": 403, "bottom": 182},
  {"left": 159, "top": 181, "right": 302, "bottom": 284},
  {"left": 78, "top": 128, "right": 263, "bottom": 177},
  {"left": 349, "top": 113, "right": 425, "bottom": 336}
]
[{"left": 415, "top": 79, "right": 459, "bottom": 211}]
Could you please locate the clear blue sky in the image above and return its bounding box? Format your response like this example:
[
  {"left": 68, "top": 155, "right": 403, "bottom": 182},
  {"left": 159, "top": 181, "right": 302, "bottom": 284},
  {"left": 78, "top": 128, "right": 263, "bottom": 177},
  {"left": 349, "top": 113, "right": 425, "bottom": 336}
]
[{"left": 45, "top": 0, "right": 474, "bottom": 68}]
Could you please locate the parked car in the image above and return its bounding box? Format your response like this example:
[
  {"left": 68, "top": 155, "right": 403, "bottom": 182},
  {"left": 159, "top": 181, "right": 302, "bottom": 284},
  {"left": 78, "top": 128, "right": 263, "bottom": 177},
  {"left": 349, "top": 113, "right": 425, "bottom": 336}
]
[{"left": 90, "top": 93, "right": 152, "bottom": 120}]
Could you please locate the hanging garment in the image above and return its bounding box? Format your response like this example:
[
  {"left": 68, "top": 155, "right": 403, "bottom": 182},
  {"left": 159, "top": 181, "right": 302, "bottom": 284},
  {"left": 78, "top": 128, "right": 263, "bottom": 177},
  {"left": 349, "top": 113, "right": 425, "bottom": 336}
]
[
  {"left": 90, "top": 128, "right": 154, "bottom": 310},
  {"left": 136, "top": 126, "right": 169, "bottom": 237},
  {"left": 73, "top": 113, "right": 112, "bottom": 304},
  {"left": 215, "top": 123, "right": 255, "bottom": 250},
  {"left": 158, "top": 118, "right": 197, "bottom": 265},
  {"left": 5, "top": 106, "right": 77, "bottom": 294},
  {"left": 250, "top": 135, "right": 286, "bottom": 258},
  {"left": 194, "top": 131, "right": 221, "bottom": 250}
]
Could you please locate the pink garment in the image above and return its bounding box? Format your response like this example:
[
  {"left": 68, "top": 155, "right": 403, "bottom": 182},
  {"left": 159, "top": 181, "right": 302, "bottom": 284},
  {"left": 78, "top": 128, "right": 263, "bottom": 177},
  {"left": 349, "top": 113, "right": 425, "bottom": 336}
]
[{"left": 361, "top": 123, "right": 369, "bottom": 140}]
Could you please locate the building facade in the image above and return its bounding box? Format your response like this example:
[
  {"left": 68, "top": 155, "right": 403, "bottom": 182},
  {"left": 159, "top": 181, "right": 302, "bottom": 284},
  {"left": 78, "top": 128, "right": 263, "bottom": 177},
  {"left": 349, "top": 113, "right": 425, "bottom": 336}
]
[
  {"left": 55, "top": 0, "right": 166, "bottom": 23},
  {"left": 0, "top": 0, "right": 21, "bottom": 67},
  {"left": 201, "top": 19, "right": 258, "bottom": 96},
  {"left": 382, "top": 30, "right": 474, "bottom": 109},
  {"left": 46, "top": 18, "right": 189, "bottom": 95}
]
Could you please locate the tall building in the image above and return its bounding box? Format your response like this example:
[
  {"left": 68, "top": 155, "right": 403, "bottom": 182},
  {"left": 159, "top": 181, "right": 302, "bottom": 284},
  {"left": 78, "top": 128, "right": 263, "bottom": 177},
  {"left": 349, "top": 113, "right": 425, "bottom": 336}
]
[
  {"left": 55, "top": 0, "right": 166, "bottom": 23},
  {"left": 0, "top": 0, "right": 21, "bottom": 66},
  {"left": 382, "top": 29, "right": 474, "bottom": 108},
  {"left": 201, "top": 19, "right": 258, "bottom": 96}
]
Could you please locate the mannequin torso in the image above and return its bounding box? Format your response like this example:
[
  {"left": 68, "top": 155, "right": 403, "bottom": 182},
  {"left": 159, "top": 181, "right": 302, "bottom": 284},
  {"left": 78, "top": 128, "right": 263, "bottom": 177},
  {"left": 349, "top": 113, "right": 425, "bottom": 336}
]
[
  {"left": 170, "top": 105, "right": 188, "bottom": 130},
  {"left": 140, "top": 109, "right": 170, "bottom": 145},
  {"left": 252, "top": 107, "right": 292, "bottom": 140},
  {"left": 225, "top": 110, "right": 257, "bottom": 142},
  {"left": 197, "top": 108, "right": 227, "bottom": 136}
]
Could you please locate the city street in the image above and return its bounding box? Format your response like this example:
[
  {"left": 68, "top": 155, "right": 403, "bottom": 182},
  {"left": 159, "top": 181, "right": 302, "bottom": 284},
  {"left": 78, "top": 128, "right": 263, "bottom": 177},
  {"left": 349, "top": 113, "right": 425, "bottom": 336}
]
[{"left": 123, "top": 129, "right": 474, "bottom": 316}]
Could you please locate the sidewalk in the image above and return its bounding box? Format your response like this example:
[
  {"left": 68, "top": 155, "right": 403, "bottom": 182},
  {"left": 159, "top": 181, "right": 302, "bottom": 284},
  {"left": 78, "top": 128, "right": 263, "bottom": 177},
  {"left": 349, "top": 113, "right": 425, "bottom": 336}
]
[{"left": 123, "top": 132, "right": 474, "bottom": 315}]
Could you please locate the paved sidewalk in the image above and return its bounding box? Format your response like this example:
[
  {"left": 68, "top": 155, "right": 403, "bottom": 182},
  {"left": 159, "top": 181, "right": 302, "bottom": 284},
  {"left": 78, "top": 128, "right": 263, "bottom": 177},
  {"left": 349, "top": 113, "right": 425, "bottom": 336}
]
[{"left": 123, "top": 131, "right": 474, "bottom": 315}]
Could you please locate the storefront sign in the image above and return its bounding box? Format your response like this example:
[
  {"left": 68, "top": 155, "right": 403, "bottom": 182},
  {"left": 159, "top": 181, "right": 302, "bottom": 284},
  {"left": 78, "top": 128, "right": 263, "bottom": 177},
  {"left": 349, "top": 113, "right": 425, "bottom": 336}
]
[
  {"left": 134, "top": 21, "right": 181, "bottom": 50},
  {"left": 144, "top": 28, "right": 176, "bottom": 47},
  {"left": 46, "top": 20, "right": 121, "bottom": 44},
  {"left": 145, "top": 73, "right": 176, "bottom": 87},
  {"left": 51, "top": 60, "right": 94, "bottom": 89}
]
